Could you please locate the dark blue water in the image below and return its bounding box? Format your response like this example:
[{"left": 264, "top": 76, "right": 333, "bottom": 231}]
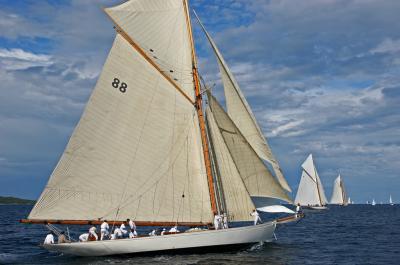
[{"left": 0, "top": 205, "right": 399, "bottom": 264}]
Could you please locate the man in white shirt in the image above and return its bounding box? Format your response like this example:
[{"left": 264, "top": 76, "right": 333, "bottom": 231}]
[
  {"left": 120, "top": 222, "right": 128, "bottom": 237},
  {"left": 100, "top": 220, "right": 109, "bottom": 240},
  {"left": 79, "top": 233, "right": 89, "bottom": 242},
  {"left": 111, "top": 227, "right": 123, "bottom": 240},
  {"left": 88, "top": 226, "right": 98, "bottom": 241},
  {"left": 169, "top": 225, "right": 179, "bottom": 233},
  {"left": 161, "top": 228, "right": 166, "bottom": 235},
  {"left": 214, "top": 214, "right": 220, "bottom": 230},
  {"left": 44, "top": 232, "right": 54, "bottom": 244},
  {"left": 128, "top": 218, "right": 136, "bottom": 231},
  {"left": 250, "top": 209, "right": 262, "bottom": 225},
  {"left": 296, "top": 203, "right": 301, "bottom": 218}
]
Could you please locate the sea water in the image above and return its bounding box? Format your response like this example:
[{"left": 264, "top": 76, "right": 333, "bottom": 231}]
[{"left": 0, "top": 205, "right": 399, "bottom": 264}]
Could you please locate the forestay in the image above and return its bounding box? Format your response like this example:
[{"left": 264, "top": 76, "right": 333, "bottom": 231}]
[
  {"left": 207, "top": 93, "right": 292, "bottom": 203},
  {"left": 104, "top": 0, "right": 195, "bottom": 101},
  {"left": 206, "top": 107, "right": 254, "bottom": 221},
  {"left": 28, "top": 34, "right": 213, "bottom": 224},
  {"left": 295, "top": 154, "right": 327, "bottom": 206},
  {"left": 194, "top": 11, "right": 291, "bottom": 193}
]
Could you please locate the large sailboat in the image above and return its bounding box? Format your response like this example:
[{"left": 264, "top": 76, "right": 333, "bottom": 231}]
[
  {"left": 294, "top": 154, "right": 328, "bottom": 210},
  {"left": 20, "top": 0, "right": 298, "bottom": 257},
  {"left": 330, "top": 174, "right": 348, "bottom": 206}
]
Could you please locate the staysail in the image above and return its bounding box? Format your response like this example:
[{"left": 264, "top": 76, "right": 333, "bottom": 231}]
[
  {"left": 28, "top": 32, "right": 213, "bottom": 223},
  {"left": 330, "top": 174, "right": 348, "bottom": 205},
  {"left": 193, "top": 11, "right": 291, "bottom": 193},
  {"left": 294, "top": 154, "right": 327, "bottom": 206},
  {"left": 206, "top": 107, "right": 254, "bottom": 221},
  {"left": 207, "top": 93, "right": 292, "bottom": 203}
]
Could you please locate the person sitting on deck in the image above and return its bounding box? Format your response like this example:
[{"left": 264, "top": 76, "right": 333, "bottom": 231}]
[
  {"left": 161, "top": 228, "right": 166, "bottom": 235},
  {"left": 100, "top": 220, "right": 109, "bottom": 240},
  {"left": 223, "top": 213, "right": 228, "bottom": 229},
  {"left": 148, "top": 229, "right": 156, "bottom": 236},
  {"left": 169, "top": 225, "right": 179, "bottom": 233},
  {"left": 120, "top": 222, "right": 128, "bottom": 237},
  {"left": 250, "top": 209, "right": 262, "bottom": 225},
  {"left": 88, "top": 226, "right": 98, "bottom": 241},
  {"left": 44, "top": 232, "right": 54, "bottom": 244},
  {"left": 214, "top": 214, "right": 222, "bottom": 230},
  {"left": 111, "top": 227, "right": 123, "bottom": 240},
  {"left": 79, "top": 233, "right": 89, "bottom": 242},
  {"left": 58, "top": 231, "right": 70, "bottom": 244},
  {"left": 129, "top": 229, "right": 137, "bottom": 238}
]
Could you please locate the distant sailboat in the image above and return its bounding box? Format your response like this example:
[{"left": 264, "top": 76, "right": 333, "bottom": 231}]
[
  {"left": 330, "top": 174, "right": 348, "bottom": 206},
  {"left": 347, "top": 197, "right": 351, "bottom": 204},
  {"left": 390, "top": 195, "right": 394, "bottom": 205},
  {"left": 372, "top": 199, "right": 376, "bottom": 206},
  {"left": 295, "top": 154, "right": 328, "bottom": 210}
]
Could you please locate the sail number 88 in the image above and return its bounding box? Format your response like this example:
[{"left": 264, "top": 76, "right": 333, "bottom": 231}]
[{"left": 112, "top": 78, "right": 127, "bottom": 93}]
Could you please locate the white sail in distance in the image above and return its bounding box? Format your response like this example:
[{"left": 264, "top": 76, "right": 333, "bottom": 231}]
[
  {"left": 330, "top": 174, "right": 348, "bottom": 205},
  {"left": 193, "top": 11, "right": 291, "bottom": 192},
  {"left": 28, "top": 32, "right": 213, "bottom": 222},
  {"left": 206, "top": 107, "right": 254, "bottom": 221},
  {"left": 207, "top": 93, "right": 292, "bottom": 204},
  {"left": 294, "top": 154, "right": 328, "bottom": 206}
]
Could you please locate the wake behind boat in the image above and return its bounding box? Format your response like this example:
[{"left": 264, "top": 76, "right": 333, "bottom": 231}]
[{"left": 20, "top": 0, "right": 300, "bottom": 257}]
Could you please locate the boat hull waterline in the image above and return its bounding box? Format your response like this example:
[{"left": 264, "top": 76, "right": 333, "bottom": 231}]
[{"left": 43, "top": 221, "right": 276, "bottom": 256}]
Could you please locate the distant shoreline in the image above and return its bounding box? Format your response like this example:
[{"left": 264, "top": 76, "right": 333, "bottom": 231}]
[{"left": 0, "top": 196, "right": 36, "bottom": 205}]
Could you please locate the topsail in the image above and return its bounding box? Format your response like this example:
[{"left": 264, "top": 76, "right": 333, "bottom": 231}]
[{"left": 194, "top": 11, "right": 291, "bottom": 193}]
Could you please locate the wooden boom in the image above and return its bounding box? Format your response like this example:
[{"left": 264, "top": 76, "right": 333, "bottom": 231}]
[{"left": 20, "top": 219, "right": 211, "bottom": 227}]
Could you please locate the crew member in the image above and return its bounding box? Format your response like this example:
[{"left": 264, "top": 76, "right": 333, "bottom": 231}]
[
  {"left": 79, "top": 233, "right": 89, "bottom": 242},
  {"left": 88, "top": 226, "right": 98, "bottom": 241},
  {"left": 58, "top": 231, "right": 70, "bottom": 244},
  {"left": 44, "top": 232, "right": 54, "bottom": 244},
  {"left": 250, "top": 209, "right": 262, "bottom": 225},
  {"left": 100, "top": 220, "right": 109, "bottom": 240},
  {"left": 120, "top": 222, "right": 128, "bottom": 237}
]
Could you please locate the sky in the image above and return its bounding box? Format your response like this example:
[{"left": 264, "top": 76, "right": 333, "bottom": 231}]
[{"left": 0, "top": 0, "right": 399, "bottom": 203}]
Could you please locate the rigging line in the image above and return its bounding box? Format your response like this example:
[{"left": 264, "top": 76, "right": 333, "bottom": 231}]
[{"left": 103, "top": 10, "right": 195, "bottom": 105}]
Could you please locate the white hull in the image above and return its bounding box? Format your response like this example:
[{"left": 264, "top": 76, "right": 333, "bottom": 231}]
[{"left": 43, "top": 221, "right": 276, "bottom": 256}]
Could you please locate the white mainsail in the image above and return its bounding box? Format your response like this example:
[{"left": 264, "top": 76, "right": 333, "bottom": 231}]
[
  {"left": 294, "top": 154, "right": 328, "bottom": 206},
  {"left": 207, "top": 93, "right": 292, "bottom": 203},
  {"left": 193, "top": 11, "right": 291, "bottom": 192},
  {"left": 330, "top": 174, "right": 348, "bottom": 205},
  {"left": 389, "top": 195, "right": 393, "bottom": 205},
  {"left": 206, "top": 107, "right": 254, "bottom": 221},
  {"left": 28, "top": 34, "right": 213, "bottom": 223}
]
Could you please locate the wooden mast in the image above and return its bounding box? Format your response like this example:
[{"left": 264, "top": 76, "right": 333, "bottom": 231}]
[{"left": 183, "top": 0, "right": 217, "bottom": 215}]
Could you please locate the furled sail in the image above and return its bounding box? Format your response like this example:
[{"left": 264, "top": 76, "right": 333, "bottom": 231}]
[
  {"left": 206, "top": 107, "right": 254, "bottom": 221},
  {"left": 330, "top": 174, "right": 348, "bottom": 205},
  {"left": 207, "top": 93, "right": 292, "bottom": 203},
  {"left": 28, "top": 34, "right": 213, "bottom": 224},
  {"left": 294, "top": 154, "right": 327, "bottom": 206},
  {"left": 194, "top": 11, "right": 291, "bottom": 192},
  {"left": 105, "top": 0, "right": 195, "bottom": 101}
]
